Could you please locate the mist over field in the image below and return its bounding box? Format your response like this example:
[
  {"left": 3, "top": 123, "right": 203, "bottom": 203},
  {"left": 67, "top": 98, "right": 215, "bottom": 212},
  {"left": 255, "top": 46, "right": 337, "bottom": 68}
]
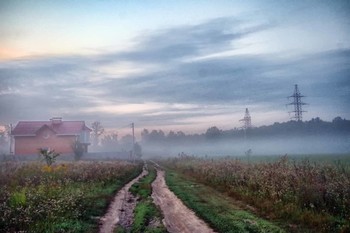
[
  {"left": 70, "top": 118, "right": 350, "bottom": 159},
  {"left": 141, "top": 135, "right": 350, "bottom": 158},
  {"left": 135, "top": 118, "right": 350, "bottom": 157},
  {"left": 0, "top": 1, "right": 349, "bottom": 160}
]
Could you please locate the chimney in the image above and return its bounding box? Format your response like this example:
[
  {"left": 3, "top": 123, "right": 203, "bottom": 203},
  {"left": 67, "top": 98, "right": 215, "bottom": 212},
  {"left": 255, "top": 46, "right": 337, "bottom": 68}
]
[{"left": 50, "top": 117, "right": 62, "bottom": 125}]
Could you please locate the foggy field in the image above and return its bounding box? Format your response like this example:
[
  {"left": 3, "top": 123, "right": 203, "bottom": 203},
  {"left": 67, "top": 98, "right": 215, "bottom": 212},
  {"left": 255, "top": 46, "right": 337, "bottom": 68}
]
[
  {"left": 1, "top": 0, "right": 350, "bottom": 232},
  {"left": 140, "top": 136, "right": 350, "bottom": 158},
  {"left": 1, "top": 154, "right": 349, "bottom": 233}
]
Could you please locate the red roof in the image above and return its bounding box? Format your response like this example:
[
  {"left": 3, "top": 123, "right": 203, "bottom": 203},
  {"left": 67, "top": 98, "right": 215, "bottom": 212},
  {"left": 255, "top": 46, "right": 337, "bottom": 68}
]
[{"left": 12, "top": 120, "right": 91, "bottom": 136}]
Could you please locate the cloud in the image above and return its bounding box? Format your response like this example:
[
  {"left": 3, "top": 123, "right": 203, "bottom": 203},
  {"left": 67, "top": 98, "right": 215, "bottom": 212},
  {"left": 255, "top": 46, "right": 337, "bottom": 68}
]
[
  {"left": 0, "top": 16, "right": 349, "bottom": 131},
  {"left": 96, "top": 17, "right": 271, "bottom": 64}
]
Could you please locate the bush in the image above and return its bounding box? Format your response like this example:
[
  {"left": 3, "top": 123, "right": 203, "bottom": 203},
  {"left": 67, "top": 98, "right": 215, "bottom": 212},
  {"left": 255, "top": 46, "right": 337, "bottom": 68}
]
[
  {"left": 38, "top": 148, "right": 60, "bottom": 166},
  {"left": 72, "top": 141, "right": 85, "bottom": 161}
]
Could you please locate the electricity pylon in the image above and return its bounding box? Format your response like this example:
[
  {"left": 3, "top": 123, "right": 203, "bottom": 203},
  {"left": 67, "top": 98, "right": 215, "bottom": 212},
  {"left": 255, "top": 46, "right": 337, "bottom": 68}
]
[
  {"left": 239, "top": 108, "right": 252, "bottom": 130},
  {"left": 287, "top": 84, "right": 307, "bottom": 121}
]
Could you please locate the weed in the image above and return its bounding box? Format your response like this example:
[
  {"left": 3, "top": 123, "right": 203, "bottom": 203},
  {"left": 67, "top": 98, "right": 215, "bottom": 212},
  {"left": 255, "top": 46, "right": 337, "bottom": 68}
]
[{"left": 38, "top": 148, "right": 60, "bottom": 166}]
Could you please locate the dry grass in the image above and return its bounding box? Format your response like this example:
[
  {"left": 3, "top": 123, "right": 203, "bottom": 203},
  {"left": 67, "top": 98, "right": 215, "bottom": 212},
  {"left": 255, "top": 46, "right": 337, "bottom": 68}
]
[
  {"left": 0, "top": 161, "right": 142, "bottom": 232},
  {"left": 162, "top": 155, "right": 350, "bottom": 232}
]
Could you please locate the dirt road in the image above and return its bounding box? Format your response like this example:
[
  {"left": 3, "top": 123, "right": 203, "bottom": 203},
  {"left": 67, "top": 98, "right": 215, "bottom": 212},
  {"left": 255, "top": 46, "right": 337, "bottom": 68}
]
[
  {"left": 99, "top": 168, "right": 148, "bottom": 233},
  {"left": 152, "top": 169, "right": 216, "bottom": 233}
]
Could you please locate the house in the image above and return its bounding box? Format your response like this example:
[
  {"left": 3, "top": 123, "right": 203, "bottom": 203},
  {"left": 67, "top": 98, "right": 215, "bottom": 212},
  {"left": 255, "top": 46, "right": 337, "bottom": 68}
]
[{"left": 11, "top": 117, "right": 91, "bottom": 155}]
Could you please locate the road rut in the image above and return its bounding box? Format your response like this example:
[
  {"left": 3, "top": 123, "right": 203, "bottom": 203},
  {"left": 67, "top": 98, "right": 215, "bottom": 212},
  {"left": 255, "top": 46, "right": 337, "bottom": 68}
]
[{"left": 99, "top": 168, "right": 148, "bottom": 233}]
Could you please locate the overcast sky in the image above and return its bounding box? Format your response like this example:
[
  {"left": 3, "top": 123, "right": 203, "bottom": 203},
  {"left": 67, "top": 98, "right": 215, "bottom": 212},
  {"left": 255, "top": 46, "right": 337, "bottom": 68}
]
[{"left": 0, "top": 0, "right": 349, "bottom": 135}]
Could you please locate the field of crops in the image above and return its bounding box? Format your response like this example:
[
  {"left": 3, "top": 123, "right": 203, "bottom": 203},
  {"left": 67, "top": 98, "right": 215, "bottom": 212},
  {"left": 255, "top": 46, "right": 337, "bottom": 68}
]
[
  {"left": 0, "top": 161, "right": 142, "bottom": 232},
  {"left": 161, "top": 155, "right": 350, "bottom": 232}
]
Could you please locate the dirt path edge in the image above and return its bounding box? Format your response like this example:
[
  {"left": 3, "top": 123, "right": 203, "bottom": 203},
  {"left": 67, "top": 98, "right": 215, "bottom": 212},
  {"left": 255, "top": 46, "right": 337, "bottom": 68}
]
[
  {"left": 151, "top": 168, "right": 216, "bottom": 233},
  {"left": 99, "top": 167, "right": 148, "bottom": 233}
]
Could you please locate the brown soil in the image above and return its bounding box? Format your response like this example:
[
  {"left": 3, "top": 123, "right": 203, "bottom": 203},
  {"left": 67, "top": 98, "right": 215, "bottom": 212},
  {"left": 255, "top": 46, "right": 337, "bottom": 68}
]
[
  {"left": 99, "top": 168, "right": 148, "bottom": 233},
  {"left": 117, "top": 190, "right": 138, "bottom": 229},
  {"left": 151, "top": 168, "right": 216, "bottom": 233}
]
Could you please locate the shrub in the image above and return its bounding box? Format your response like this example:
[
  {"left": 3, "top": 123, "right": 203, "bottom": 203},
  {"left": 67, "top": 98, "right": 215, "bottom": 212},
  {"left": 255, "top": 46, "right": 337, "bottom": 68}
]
[
  {"left": 38, "top": 148, "right": 60, "bottom": 166},
  {"left": 72, "top": 141, "right": 85, "bottom": 161}
]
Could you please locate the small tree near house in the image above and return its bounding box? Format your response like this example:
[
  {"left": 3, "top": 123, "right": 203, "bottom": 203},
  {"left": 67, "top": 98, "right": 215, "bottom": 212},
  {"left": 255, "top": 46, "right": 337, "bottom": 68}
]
[
  {"left": 72, "top": 141, "right": 85, "bottom": 161},
  {"left": 38, "top": 148, "right": 60, "bottom": 166},
  {"left": 91, "top": 121, "right": 104, "bottom": 147}
]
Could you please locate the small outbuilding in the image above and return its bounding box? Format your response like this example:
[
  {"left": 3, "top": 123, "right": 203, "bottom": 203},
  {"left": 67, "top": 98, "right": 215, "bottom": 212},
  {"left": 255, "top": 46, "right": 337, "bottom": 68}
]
[{"left": 11, "top": 117, "right": 91, "bottom": 155}]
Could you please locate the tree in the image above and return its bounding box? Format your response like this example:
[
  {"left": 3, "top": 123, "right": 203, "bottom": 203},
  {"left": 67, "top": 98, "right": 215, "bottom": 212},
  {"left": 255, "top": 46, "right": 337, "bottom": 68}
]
[
  {"left": 0, "top": 130, "right": 6, "bottom": 147},
  {"left": 72, "top": 141, "right": 85, "bottom": 161},
  {"left": 205, "top": 126, "right": 222, "bottom": 139},
  {"left": 91, "top": 121, "right": 104, "bottom": 146},
  {"left": 332, "top": 116, "right": 343, "bottom": 123},
  {"left": 141, "top": 129, "right": 165, "bottom": 143},
  {"left": 141, "top": 129, "right": 149, "bottom": 142},
  {"left": 120, "top": 134, "right": 133, "bottom": 150},
  {"left": 101, "top": 133, "right": 118, "bottom": 151},
  {"left": 148, "top": 130, "right": 165, "bottom": 142},
  {"left": 167, "top": 130, "right": 186, "bottom": 143},
  {"left": 134, "top": 142, "right": 142, "bottom": 158},
  {"left": 38, "top": 148, "right": 60, "bottom": 166},
  {"left": 0, "top": 127, "right": 9, "bottom": 154}
]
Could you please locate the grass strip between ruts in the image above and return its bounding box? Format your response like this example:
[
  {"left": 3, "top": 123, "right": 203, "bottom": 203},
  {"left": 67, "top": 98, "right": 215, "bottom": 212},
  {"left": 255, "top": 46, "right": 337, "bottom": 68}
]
[{"left": 115, "top": 164, "right": 167, "bottom": 233}]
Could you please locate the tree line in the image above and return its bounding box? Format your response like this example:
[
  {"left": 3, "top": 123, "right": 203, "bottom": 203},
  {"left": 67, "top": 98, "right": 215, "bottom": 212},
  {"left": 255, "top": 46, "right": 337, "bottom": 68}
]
[
  {"left": 93, "top": 116, "right": 350, "bottom": 149},
  {"left": 140, "top": 116, "right": 350, "bottom": 144}
]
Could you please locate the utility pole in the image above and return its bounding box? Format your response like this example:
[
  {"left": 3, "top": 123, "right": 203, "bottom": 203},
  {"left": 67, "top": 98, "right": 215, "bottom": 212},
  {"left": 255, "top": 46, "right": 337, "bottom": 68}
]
[
  {"left": 9, "top": 124, "right": 13, "bottom": 155},
  {"left": 287, "top": 84, "right": 307, "bottom": 121},
  {"left": 131, "top": 122, "right": 135, "bottom": 161}
]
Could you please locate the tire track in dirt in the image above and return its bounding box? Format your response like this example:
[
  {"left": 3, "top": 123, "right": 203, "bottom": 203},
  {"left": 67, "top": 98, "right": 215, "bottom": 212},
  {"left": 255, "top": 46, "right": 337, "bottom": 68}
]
[
  {"left": 152, "top": 168, "right": 216, "bottom": 233},
  {"left": 99, "top": 167, "right": 148, "bottom": 233}
]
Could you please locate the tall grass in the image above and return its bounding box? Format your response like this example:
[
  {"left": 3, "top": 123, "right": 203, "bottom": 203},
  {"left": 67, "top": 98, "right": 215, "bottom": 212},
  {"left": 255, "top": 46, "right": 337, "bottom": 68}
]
[
  {"left": 0, "top": 161, "right": 142, "bottom": 232},
  {"left": 163, "top": 155, "right": 350, "bottom": 232}
]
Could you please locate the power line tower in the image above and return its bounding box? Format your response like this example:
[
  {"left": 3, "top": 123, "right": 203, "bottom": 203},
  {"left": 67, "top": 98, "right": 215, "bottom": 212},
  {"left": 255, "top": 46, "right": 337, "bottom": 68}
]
[
  {"left": 239, "top": 108, "right": 252, "bottom": 162},
  {"left": 239, "top": 108, "right": 252, "bottom": 130},
  {"left": 287, "top": 84, "right": 307, "bottom": 121}
]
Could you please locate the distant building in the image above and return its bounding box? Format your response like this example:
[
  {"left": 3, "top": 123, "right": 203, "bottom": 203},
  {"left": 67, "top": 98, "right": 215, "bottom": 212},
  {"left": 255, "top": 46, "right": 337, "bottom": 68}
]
[{"left": 11, "top": 117, "right": 91, "bottom": 155}]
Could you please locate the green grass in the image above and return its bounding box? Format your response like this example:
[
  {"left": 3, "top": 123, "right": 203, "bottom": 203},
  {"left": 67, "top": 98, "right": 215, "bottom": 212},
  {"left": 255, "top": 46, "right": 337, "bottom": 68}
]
[
  {"left": 0, "top": 161, "right": 144, "bottom": 233},
  {"left": 79, "top": 164, "right": 143, "bottom": 232},
  {"left": 165, "top": 170, "right": 286, "bottom": 233},
  {"left": 129, "top": 166, "right": 156, "bottom": 199},
  {"left": 117, "top": 164, "right": 167, "bottom": 233},
  {"left": 30, "top": 219, "right": 92, "bottom": 233},
  {"left": 54, "top": 166, "right": 143, "bottom": 233},
  {"left": 132, "top": 201, "right": 163, "bottom": 233}
]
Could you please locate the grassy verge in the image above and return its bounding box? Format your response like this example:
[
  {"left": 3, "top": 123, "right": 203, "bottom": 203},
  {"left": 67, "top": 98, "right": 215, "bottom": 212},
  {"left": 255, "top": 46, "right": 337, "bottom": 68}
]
[
  {"left": 119, "top": 164, "right": 167, "bottom": 233},
  {"left": 165, "top": 169, "right": 286, "bottom": 233}
]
